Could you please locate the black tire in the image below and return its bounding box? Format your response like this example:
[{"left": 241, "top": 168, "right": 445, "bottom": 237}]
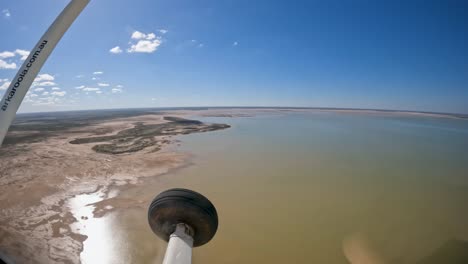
[{"left": 148, "top": 188, "right": 218, "bottom": 247}]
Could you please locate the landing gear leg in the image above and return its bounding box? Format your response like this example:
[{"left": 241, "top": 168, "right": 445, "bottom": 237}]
[{"left": 148, "top": 188, "right": 219, "bottom": 264}]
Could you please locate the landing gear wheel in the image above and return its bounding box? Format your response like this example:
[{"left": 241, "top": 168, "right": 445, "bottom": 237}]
[{"left": 148, "top": 188, "right": 218, "bottom": 247}]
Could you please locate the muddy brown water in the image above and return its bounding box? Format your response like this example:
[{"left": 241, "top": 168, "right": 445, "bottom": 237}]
[{"left": 73, "top": 112, "right": 468, "bottom": 264}]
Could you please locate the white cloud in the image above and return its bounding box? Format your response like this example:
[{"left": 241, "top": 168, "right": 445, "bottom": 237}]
[
  {"left": 127, "top": 30, "right": 162, "bottom": 53},
  {"left": 15, "top": 49, "right": 30, "bottom": 60},
  {"left": 111, "top": 88, "right": 122, "bottom": 93},
  {"left": 51, "top": 91, "right": 66, "bottom": 96},
  {"left": 128, "top": 39, "right": 162, "bottom": 53},
  {"left": 34, "top": 88, "right": 45, "bottom": 92},
  {"left": 116, "top": 84, "right": 123, "bottom": 88},
  {"left": 34, "top": 73, "right": 54, "bottom": 82},
  {"left": 233, "top": 41, "right": 238, "bottom": 46},
  {"left": 75, "top": 74, "right": 84, "bottom": 78},
  {"left": 96, "top": 91, "right": 103, "bottom": 94},
  {"left": 0, "top": 51, "right": 15, "bottom": 59},
  {"left": 82, "top": 87, "right": 100, "bottom": 92},
  {"left": 30, "top": 94, "right": 38, "bottom": 97},
  {"left": 2, "top": 9, "right": 10, "bottom": 18},
  {"left": 38, "top": 81, "right": 56, "bottom": 86},
  {"left": 75, "top": 85, "right": 85, "bottom": 89},
  {"left": 42, "top": 91, "right": 49, "bottom": 96},
  {"left": 0, "top": 50, "right": 30, "bottom": 62},
  {"left": 146, "top": 33, "right": 156, "bottom": 40},
  {"left": 198, "top": 43, "right": 204, "bottom": 48},
  {"left": 51, "top": 87, "right": 61, "bottom": 90},
  {"left": 131, "top": 31, "right": 147, "bottom": 39},
  {"left": 159, "top": 29, "right": 168, "bottom": 34},
  {"left": 109, "top": 46, "right": 123, "bottom": 54},
  {"left": 0, "top": 81, "right": 11, "bottom": 90},
  {"left": 92, "top": 77, "right": 98, "bottom": 80},
  {"left": 0, "top": 59, "right": 16, "bottom": 69},
  {"left": 98, "top": 82, "right": 110, "bottom": 87},
  {"left": 93, "top": 71, "right": 104, "bottom": 75}
]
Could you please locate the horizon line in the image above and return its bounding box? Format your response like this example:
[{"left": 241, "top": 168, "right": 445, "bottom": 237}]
[{"left": 16, "top": 106, "right": 468, "bottom": 118}]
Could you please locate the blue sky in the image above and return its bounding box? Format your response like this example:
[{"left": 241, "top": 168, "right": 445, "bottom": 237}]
[{"left": 0, "top": 0, "right": 467, "bottom": 113}]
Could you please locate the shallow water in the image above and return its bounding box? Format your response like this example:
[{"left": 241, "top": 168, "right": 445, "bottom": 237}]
[
  {"left": 67, "top": 188, "right": 122, "bottom": 263},
  {"left": 82, "top": 111, "right": 468, "bottom": 263}
]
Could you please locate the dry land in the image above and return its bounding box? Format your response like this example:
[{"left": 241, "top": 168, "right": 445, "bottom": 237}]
[{"left": 0, "top": 109, "right": 229, "bottom": 264}]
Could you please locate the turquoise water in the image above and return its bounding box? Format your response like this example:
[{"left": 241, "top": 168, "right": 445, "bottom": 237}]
[{"left": 91, "top": 111, "right": 468, "bottom": 263}]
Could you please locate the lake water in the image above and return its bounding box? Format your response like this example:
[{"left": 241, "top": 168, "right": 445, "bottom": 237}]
[{"left": 79, "top": 111, "right": 468, "bottom": 263}]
